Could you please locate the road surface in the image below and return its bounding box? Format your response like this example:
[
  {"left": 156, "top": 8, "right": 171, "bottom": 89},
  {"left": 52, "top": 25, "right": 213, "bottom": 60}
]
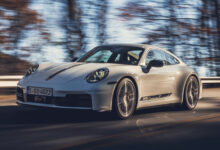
[{"left": 0, "top": 88, "right": 220, "bottom": 150}]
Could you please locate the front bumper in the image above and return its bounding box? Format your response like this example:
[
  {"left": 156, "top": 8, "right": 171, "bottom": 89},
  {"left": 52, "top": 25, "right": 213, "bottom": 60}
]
[
  {"left": 17, "top": 100, "right": 92, "bottom": 110},
  {"left": 17, "top": 80, "right": 117, "bottom": 112}
]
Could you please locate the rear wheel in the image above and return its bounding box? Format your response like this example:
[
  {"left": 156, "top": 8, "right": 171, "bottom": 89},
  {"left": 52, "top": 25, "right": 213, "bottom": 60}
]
[
  {"left": 182, "top": 76, "right": 199, "bottom": 110},
  {"left": 113, "top": 78, "right": 137, "bottom": 119}
]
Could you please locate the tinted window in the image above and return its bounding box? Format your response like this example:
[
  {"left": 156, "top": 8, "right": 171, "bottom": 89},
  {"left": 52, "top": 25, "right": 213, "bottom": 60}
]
[
  {"left": 146, "top": 49, "right": 179, "bottom": 66},
  {"left": 127, "top": 50, "right": 143, "bottom": 64},
  {"left": 145, "top": 49, "right": 166, "bottom": 65},
  {"left": 80, "top": 46, "right": 144, "bottom": 65},
  {"left": 164, "top": 52, "right": 180, "bottom": 65},
  {"left": 84, "top": 50, "right": 112, "bottom": 63}
]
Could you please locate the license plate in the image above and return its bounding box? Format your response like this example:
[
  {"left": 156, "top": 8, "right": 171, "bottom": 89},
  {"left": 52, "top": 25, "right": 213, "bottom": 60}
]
[{"left": 28, "top": 87, "right": 53, "bottom": 96}]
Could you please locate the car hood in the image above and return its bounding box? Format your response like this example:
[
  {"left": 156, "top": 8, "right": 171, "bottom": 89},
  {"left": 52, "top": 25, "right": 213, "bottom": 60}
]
[{"left": 26, "top": 62, "right": 125, "bottom": 83}]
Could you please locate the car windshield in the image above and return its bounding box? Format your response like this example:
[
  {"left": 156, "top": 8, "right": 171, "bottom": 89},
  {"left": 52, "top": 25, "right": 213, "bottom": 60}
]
[{"left": 79, "top": 46, "right": 144, "bottom": 65}]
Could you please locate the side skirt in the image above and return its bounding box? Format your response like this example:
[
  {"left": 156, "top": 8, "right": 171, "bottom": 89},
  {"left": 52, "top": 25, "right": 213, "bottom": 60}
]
[
  {"left": 137, "top": 92, "right": 180, "bottom": 109},
  {"left": 140, "top": 93, "right": 172, "bottom": 102}
]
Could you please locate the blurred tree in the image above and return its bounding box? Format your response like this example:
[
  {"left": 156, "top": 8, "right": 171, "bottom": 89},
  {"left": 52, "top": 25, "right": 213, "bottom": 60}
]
[
  {"left": 61, "top": 0, "right": 109, "bottom": 61},
  {"left": 118, "top": 0, "right": 220, "bottom": 56},
  {"left": 62, "top": 0, "right": 85, "bottom": 61},
  {"left": 95, "top": 0, "right": 108, "bottom": 45},
  {"left": 213, "top": 0, "right": 220, "bottom": 54},
  {"left": 0, "top": 0, "right": 218, "bottom": 76},
  {"left": 118, "top": 0, "right": 220, "bottom": 76},
  {"left": 166, "top": 0, "right": 177, "bottom": 53},
  {"left": 0, "top": 0, "right": 50, "bottom": 57}
]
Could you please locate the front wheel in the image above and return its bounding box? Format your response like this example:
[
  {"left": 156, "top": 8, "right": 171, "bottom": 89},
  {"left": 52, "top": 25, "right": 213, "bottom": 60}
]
[
  {"left": 113, "top": 78, "right": 137, "bottom": 119},
  {"left": 182, "top": 76, "right": 199, "bottom": 110}
]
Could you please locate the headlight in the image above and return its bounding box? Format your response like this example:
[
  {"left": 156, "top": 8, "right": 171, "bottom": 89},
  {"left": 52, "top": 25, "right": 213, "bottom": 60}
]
[
  {"left": 25, "top": 64, "right": 39, "bottom": 77},
  {"left": 86, "top": 68, "right": 109, "bottom": 83}
]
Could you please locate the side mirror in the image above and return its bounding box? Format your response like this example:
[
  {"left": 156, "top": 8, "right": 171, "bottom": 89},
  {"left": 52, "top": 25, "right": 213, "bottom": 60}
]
[
  {"left": 148, "top": 60, "right": 164, "bottom": 69},
  {"left": 142, "top": 60, "right": 164, "bottom": 73},
  {"left": 72, "top": 57, "right": 79, "bottom": 62}
]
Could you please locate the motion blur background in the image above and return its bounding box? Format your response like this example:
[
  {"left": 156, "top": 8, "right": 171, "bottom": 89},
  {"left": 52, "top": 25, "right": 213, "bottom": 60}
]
[{"left": 0, "top": 0, "right": 220, "bottom": 76}]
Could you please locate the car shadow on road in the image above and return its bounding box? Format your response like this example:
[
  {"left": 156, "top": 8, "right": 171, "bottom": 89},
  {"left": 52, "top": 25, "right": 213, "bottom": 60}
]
[
  {"left": 0, "top": 105, "right": 183, "bottom": 125},
  {"left": 0, "top": 105, "right": 114, "bottom": 124},
  {"left": 0, "top": 98, "right": 220, "bottom": 126}
]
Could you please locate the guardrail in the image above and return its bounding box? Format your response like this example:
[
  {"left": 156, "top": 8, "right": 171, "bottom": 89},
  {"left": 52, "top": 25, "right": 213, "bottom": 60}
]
[
  {"left": 0, "top": 75, "right": 23, "bottom": 88},
  {"left": 0, "top": 76, "right": 219, "bottom": 88},
  {"left": 200, "top": 77, "right": 220, "bottom": 84}
]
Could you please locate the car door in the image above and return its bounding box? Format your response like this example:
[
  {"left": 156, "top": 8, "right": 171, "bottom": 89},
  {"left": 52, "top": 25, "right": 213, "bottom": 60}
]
[
  {"left": 162, "top": 51, "right": 181, "bottom": 98},
  {"left": 140, "top": 49, "right": 176, "bottom": 102}
]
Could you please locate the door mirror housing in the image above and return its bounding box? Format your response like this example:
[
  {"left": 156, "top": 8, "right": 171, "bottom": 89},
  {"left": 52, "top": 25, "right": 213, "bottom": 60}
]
[
  {"left": 148, "top": 60, "right": 164, "bottom": 69},
  {"left": 142, "top": 60, "right": 164, "bottom": 73}
]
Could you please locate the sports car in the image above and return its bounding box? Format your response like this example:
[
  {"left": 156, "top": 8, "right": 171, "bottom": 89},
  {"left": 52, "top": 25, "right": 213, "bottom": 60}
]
[{"left": 17, "top": 44, "right": 202, "bottom": 119}]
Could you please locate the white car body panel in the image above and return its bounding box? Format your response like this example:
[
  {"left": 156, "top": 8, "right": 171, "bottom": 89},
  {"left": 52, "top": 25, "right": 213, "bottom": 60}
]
[{"left": 17, "top": 44, "right": 202, "bottom": 112}]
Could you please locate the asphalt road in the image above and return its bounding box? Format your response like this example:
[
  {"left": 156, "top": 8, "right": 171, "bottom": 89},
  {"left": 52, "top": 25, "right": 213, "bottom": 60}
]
[{"left": 0, "top": 88, "right": 220, "bottom": 150}]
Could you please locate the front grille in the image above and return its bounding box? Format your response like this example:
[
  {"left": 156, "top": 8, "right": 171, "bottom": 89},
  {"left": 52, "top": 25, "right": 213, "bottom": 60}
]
[
  {"left": 17, "top": 87, "right": 24, "bottom": 102},
  {"left": 55, "top": 94, "right": 92, "bottom": 107},
  {"left": 27, "top": 95, "right": 53, "bottom": 104},
  {"left": 26, "top": 94, "right": 92, "bottom": 108}
]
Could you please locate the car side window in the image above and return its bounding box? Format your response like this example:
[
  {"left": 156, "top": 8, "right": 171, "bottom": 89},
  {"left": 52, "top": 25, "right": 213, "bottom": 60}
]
[
  {"left": 84, "top": 50, "right": 112, "bottom": 63},
  {"left": 164, "top": 52, "right": 180, "bottom": 65},
  {"left": 145, "top": 49, "right": 166, "bottom": 66},
  {"left": 127, "top": 50, "right": 143, "bottom": 65},
  {"left": 146, "top": 49, "right": 180, "bottom": 66}
]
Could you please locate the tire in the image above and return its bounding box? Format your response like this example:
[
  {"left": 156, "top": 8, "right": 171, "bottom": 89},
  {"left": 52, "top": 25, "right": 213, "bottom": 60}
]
[
  {"left": 113, "top": 78, "right": 137, "bottom": 119},
  {"left": 182, "top": 76, "right": 199, "bottom": 110}
]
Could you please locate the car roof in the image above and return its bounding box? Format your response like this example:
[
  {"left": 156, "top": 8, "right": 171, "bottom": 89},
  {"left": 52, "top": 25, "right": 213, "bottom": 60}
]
[
  {"left": 98, "top": 44, "right": 147, "bottom": 49},
  {"left": 99, "top": 44, "right": 175, "bottom": 53},
  {"left": 98, "top": 44, "right": 183, "bottom": 65},
  {"left": 98, "top": 43, "right": 168, "bottom": 50}
]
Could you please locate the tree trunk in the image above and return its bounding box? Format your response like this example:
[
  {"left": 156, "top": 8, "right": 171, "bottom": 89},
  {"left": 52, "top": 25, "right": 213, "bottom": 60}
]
[{"left": 214, "top": 0, "right": 220, "bottom": 51}]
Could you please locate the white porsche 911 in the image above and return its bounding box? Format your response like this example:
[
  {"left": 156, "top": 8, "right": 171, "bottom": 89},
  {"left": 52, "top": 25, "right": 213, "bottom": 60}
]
[{"left": 17, "top": 44, "right": 202, "bottom": 119}]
